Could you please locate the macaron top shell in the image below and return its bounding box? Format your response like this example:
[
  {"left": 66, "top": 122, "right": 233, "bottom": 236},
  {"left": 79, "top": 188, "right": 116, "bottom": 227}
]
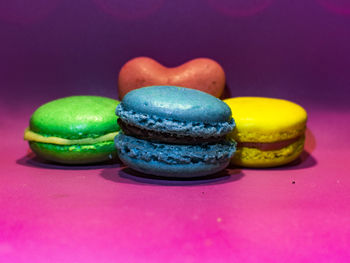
[
  {"left": 30, "top": 96, "right": 120, "bottom": 139},
  {"left": 116, "top": 86, "right": 235, "bottom": 137},
  {"left": 224, "top": 97, "right": 307, "bottom": 142},
  {"left": 120, "top": 86, "right": 231, "bottom": 122}
]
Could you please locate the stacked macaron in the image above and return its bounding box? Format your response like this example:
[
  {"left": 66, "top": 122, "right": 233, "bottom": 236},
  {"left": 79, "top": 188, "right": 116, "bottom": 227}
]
[{"left": 115, "top": 86, "right": 236, "bottom": 177}]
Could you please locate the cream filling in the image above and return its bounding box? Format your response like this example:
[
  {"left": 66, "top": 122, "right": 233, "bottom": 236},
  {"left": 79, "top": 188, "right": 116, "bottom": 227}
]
[
  {"left": 237, "top": 136, "right": 302, "bottom": 151},
  {"left": 24, "top": 128, "right": 118, "bottom": 145}
]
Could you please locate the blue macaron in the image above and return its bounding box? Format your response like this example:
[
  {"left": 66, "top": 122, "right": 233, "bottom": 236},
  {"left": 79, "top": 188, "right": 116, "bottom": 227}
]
[{"left": 115, "top": 86, "right": 236, "bottom": 177}]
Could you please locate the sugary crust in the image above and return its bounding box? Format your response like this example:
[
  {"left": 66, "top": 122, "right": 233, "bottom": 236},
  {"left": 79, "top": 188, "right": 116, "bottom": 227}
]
[
  {"left": 224, "top": 97, "right": 307, "bottom": 142},
  {"left": 29, "top": 96, "right": 120, "bottom": 139}
]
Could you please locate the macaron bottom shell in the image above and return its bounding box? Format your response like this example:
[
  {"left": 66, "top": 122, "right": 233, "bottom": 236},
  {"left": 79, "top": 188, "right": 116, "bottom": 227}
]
[
  {"left": 118, "top": 154, "right": 230, "bottom": 178},
  {"left": 231, "top": 136, "right": 305, "bottom": 168},
  {"left": 29, "top": 141, "right": 117, "bottom": 164},
  {"left": 115, "top": 133, "right": 236, "bottom": 177}
]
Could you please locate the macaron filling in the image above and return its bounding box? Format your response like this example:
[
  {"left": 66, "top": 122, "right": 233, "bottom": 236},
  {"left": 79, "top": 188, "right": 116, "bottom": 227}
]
[
  {"left": 232, "top": 137, "right": 305, "bottom": 167},
  {"left": 116, "top": 104, "right": 235, "bottom": 138},
  {"left": 237, "top": 136, "right": 303, "bottom": 151},
  {"left": 117, "top": 118, "right": 227, "bottom": 144},
  {"left": 24, "top": 128, "right": 119, "bottom": 145},
  {"left": 115, "top": 133, "right": 236, "bottom": 165}
]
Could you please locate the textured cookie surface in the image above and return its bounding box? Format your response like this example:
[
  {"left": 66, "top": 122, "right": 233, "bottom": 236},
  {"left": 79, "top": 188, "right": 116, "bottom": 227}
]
[
  {"left": 116, "top": 86, "right": 234, "bottom": 137},
  {"left": 232, "top": 136, "right": 305, "bottom": 168},
  {"left": 30, "top": 96, "right": 120, "bottom": 139},
  {"left": 115, "top": 133, "right": 236, "bottom": 177},
  {"left": 224, "top": 97, "right": 307, "bottom": 142},
  {"left": 30, "top": 141, "right": 117, "bottom": 164}
]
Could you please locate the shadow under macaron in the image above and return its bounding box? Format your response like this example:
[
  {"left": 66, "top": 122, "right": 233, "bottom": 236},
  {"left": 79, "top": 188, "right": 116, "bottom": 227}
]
[
  {"left": 16, "top": 150, "right": 122, "bottom": 170},
  {"left": 228, "top": 150, "right": 317, "bottom": 171},
  {"left": 100, "top": 167, "right": 245, "bottom": 186},
  {"left": 220, "top": 84, "right": 232, "bottom": 100},
  {"left": 271, "top": 150, "right": 317, "bottom": 170}
]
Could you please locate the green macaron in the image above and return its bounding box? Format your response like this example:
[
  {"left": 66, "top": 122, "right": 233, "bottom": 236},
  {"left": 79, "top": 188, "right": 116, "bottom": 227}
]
[{"left": 24, "top": 96, "right": 120, "bottom": 164}]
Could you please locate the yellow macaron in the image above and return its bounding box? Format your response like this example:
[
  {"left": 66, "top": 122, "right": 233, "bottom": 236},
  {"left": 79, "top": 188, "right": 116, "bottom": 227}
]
[{"left": 224, "top": 97, "right": 307, "bottom": 168}]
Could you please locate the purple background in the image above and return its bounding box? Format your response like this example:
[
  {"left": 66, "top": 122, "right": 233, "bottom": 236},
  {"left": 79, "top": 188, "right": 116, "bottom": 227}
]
[
  {"left": 1, "top": 1, "right": 350, "bottom": 262},
  {"left": 1, "top": 0, "right": 350, "bottom": 107}
]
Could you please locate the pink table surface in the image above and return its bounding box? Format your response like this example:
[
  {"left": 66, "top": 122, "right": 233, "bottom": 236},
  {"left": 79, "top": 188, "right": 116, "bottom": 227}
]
[{"left": 1, "top": 104, "right": 350, "bottom": 263}]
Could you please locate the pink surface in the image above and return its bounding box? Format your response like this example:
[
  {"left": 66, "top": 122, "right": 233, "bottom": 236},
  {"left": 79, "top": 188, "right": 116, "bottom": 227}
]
[{"left": 1, "top": 105, "right": 350, "bottom": 263}]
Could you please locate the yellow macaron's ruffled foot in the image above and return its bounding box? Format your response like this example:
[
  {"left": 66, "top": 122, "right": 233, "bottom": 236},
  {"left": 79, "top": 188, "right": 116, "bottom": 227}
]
[{"left": 231, "top": 136, "right": 305, "bottom": 168}]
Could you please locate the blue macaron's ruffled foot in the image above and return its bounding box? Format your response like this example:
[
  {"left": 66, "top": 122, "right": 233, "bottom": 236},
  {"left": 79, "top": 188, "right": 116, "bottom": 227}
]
[
  {"left": 115, "top": 133, "right": 236, "bottom": 177},
  {"left": 116, "top": 104, "right": 235, "bottom": 138}
]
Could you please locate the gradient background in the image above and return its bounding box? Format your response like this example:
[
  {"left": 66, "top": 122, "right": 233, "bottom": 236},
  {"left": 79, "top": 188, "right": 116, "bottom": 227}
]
[{"left": 1, "top": 1, "right": 350, "bottom": 262}]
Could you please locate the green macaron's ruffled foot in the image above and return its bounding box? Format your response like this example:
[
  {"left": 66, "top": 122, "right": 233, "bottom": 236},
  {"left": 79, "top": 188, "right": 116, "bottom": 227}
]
[{"left": 29, "top": 140, "right": 117, "bottom": 164}]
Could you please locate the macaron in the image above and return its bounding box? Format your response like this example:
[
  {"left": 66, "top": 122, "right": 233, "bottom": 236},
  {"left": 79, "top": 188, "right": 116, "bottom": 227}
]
[
  {"left": 224, "top": 97, "right": 308, "bottom": 168},
  {"left": 117, "top": 57, "right": 226, "bottom": 99},
  {"left": 24, "top": 96, "right": 120, "bottom": 164},
  {"left": 115, "top": 86, "right": 236, "bottom": 177}
]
